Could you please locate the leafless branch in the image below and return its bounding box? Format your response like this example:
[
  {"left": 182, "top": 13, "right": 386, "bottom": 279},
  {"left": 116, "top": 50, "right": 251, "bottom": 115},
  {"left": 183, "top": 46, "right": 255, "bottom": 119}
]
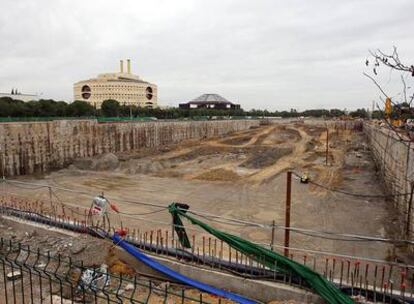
[
  {"left": 369, "top": 47, "right": 414, "bottom": 75},
  {"left": 401, "top": 74, "right": 408, "bottom": 105},
  {"left": 363, "top": 72, "right": 389, "bottom": 98}
]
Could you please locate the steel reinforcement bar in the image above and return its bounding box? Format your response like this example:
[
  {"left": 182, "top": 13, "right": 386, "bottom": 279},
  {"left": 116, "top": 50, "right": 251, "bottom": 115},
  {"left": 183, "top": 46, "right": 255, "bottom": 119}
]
[{"left": 0, "top": 203, "right": 412, "bottom": 304}]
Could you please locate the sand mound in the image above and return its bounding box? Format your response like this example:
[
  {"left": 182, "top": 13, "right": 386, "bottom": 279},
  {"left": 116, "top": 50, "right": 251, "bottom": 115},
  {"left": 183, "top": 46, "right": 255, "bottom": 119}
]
[
  {"left": 94, "top": 153, "right": 119, "bottom": 171},
  {"left": 194, "top": 168, "right": 240, "bottom": 181}
]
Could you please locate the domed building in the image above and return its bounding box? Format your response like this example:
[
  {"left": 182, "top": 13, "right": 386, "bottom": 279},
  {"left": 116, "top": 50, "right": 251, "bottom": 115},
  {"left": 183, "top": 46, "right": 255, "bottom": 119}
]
[
  {"left": 179, "top": 94, "right": 240, "bottom": 110},
  {"left": 73, "top": 59, "right": 158, "bottom": 109}
]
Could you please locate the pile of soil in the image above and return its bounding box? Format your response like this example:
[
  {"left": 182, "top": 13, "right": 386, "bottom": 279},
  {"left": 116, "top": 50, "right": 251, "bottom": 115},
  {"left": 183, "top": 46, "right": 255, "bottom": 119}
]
[
  {"left": 72, "top": 153, "right": 119, "bottom": 171},
  {"left": 95, "top": 153, "right": 120, "bottom": 171},
  {"left": 120, "top": 159, "right": 167, "bottom": 174},
  {"left": 241, "top": 147, "right": 293, "bottom": 169},
  {"left": 194, "top": 168, "right": 240, "bottom": 181}
]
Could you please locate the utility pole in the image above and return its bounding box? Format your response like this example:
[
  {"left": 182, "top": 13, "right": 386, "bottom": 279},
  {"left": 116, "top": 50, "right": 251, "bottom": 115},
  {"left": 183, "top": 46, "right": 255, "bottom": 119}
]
[
  {"left": 270, "top": 220, "right": 275, "bottom": 251},
  {"left": 1, "top": 146, "right": 5, "bottom": 195},
  {"left": 171, "top": 220, "right": 175, "bottom": 241},
  {"left": 284, "top": 171, "right": 292, "bottom": 257}
]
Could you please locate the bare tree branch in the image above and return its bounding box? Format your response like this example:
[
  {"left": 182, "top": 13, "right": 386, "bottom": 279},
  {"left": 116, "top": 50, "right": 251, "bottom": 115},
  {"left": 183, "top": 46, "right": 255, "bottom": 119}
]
[
  {"left": 363, "top": 72, "right": 389, "bottom": 98},
  {"left": 369, "top": 47, "right": 414, "bottom": 75},
  {"left": 401, "top": 74, "right": 408, "bottom": 105}
]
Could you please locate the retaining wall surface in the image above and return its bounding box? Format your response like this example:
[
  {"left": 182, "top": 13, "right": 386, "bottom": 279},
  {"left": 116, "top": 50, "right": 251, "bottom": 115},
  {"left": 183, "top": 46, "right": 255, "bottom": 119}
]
[
  {"left": 0, "top": 119, "right": 259, "bottom": 176},
  {"left": 364, "top": 123, "right": 414, "bottom": 234}
]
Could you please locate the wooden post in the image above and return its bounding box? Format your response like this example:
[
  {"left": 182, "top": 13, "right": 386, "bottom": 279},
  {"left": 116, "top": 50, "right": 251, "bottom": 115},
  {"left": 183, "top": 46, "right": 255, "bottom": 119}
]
[
  {"left": 284, "top": 171, "right": 292, "bottom": 257},
  {"left": 48, "top": 186, "right": 53, "bottom": 209},
  {"left": 171, "top": 219, "right": 175, "bottom": 240},
  {"left": 326, "top": 127, "right": 329, "bottom": 166}
]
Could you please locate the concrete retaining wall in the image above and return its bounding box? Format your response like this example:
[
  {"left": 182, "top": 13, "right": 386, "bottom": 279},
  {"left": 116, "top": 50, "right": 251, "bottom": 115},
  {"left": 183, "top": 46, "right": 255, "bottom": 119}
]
[
  {"left": 0, "top": 119, "right": 260, "bottom": 176},
  {"left": 124, "top": 250, "right": 323, "bottom": 303},
  {"left": 364, "top": 123, "right": 414, "bottom": 236}
]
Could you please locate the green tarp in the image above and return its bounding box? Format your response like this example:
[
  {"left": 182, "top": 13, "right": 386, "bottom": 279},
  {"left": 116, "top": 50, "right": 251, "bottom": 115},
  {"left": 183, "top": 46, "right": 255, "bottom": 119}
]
[{"left": 168, "top": 203, "right": 353, "bottom": 304}]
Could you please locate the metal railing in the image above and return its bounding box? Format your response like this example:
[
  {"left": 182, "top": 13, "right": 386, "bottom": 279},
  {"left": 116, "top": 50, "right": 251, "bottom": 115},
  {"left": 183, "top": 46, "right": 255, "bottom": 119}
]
[
  {"left": 0, "top": 116, "right": 96, "bottom": 123},
  {"left": 0, "top": 116, "right": 259, "bottom": 123}
]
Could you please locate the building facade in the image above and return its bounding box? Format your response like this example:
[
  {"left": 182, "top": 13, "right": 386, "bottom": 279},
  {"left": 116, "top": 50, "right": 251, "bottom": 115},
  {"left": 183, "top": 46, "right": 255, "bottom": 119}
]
[
  {"left": 0, "top": 89, "right": 40, "bottom": 102},
  {"left": 73, "top": 59, "right": 158, "bottom": 109},
  {"left": 179, "top": 94, "right": 240, "bottom": 110}
]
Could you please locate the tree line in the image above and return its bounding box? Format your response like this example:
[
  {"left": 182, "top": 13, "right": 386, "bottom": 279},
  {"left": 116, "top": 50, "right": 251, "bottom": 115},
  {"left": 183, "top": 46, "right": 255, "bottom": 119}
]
[{"left": 0, "top": 96, "right": 383, "bottom": 119}]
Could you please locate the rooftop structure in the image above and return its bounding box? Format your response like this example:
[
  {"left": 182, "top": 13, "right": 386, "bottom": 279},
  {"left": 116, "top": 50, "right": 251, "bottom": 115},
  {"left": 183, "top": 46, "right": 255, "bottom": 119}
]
[
  {"left": 0, "top": 89, "right": 40, "bottom": 102},
  {"left": 179, "top": 94, "right": 240, "bottom": 110}
]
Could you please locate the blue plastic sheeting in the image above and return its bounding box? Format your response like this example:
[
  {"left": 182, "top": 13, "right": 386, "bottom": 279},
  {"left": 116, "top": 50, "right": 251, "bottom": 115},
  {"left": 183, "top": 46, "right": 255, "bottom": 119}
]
[{"left": 112, "top": 234, "right": 257, "bottom": 304}]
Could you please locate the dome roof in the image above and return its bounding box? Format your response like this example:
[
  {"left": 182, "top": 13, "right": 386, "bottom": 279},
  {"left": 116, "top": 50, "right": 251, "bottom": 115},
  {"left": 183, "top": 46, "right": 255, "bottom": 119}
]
[{"left": 189, "top": 94, "right": 232, "bottom": 104}]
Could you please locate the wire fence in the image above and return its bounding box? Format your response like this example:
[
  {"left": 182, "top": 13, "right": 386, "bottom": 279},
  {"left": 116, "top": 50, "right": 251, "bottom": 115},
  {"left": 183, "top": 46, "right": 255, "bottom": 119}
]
[
  {"left": 0, "top": 237, "right": 222, "bottom": 304},
  {"left": 2, "top": 178, "right": 414, "bottom": 245},
  {"left": 1, "top": 196, "right": 413, "bottom": 303}
]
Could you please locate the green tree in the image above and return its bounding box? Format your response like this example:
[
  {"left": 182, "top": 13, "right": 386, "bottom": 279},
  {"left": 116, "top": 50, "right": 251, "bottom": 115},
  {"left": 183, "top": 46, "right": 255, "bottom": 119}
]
[
  {"left": 9, "top": 100, "right": 29, "bottom": 117},
  {"left": 35, "top": 99, "right": 59, "bottom": 116},
  {"left": 0, "top": 97, "right": 13, "bottom": 117},
  {"left": 101, "top": 99, "right": 120, "bottom": 117},
  {"left": 371, "top": 110, "right": 383, "bottom": 119},
  {"left": 329, "top": 109, "right": 345, "bottom": 117},
  {"left": 66, "top": 100, "right": 95, "bottom": 116},
  {"left": 349, "top": 108, "right": 368, "bottom": 118}
]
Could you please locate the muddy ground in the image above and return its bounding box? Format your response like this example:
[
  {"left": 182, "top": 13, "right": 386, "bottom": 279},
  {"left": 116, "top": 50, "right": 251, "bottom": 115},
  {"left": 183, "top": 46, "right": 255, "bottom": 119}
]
[{"left": 2, "top": 120, "right": 403, "bottom": 265}]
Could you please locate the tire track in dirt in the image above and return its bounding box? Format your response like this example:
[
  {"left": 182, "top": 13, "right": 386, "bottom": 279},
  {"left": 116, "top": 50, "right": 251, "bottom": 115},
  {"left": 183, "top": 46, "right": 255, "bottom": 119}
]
[
  {"left": 246, "top": 127, "right": 311, "bottom": 184},
  {"left": 205, "top": 125, "right": 278, "bottom": 148},
  {"left": 153, "top": 125, "right": 273, "bottom": 162}
]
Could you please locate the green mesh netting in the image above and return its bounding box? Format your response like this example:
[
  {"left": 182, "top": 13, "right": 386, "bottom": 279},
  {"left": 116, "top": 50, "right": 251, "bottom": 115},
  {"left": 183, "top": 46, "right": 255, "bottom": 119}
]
[{"left": 168, "top": 203, "right": 353, "bottom": 304}]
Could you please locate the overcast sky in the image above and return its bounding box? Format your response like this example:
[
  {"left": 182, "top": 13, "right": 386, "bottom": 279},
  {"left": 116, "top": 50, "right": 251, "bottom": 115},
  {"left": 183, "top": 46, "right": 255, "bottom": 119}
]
[{"left": 1, "top": 0, "right": 413, "bottom": 111}]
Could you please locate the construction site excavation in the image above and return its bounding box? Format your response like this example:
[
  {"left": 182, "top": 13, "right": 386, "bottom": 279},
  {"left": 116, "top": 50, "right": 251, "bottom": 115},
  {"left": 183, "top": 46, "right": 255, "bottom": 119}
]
[{"left": 0, "top": 119, "right": 413, "bottom": 304}]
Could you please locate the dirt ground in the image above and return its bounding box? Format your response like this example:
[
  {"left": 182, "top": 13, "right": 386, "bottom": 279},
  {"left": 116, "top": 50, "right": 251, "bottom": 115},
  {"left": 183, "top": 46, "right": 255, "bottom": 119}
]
[{"left": 2, "top": 120, "right": 402, "bottom": 264}]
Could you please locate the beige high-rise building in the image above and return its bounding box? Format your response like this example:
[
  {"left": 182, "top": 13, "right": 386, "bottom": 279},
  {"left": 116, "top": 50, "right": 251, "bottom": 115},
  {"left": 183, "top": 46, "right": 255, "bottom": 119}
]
[{"left": 73, "top": 59, "right": 158, "bottom": 109}]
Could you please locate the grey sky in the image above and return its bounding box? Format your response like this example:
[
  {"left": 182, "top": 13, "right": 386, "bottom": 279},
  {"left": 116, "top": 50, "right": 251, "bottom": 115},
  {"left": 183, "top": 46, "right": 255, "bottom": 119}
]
[{"left": 1, "top": 0, "right": 413, "bottom": 110}]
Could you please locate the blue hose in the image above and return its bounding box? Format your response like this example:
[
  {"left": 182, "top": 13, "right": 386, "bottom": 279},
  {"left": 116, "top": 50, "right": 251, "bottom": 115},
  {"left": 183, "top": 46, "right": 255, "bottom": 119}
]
[{"left": 112, "top": 234, "right": 257, "bottom": 304}]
